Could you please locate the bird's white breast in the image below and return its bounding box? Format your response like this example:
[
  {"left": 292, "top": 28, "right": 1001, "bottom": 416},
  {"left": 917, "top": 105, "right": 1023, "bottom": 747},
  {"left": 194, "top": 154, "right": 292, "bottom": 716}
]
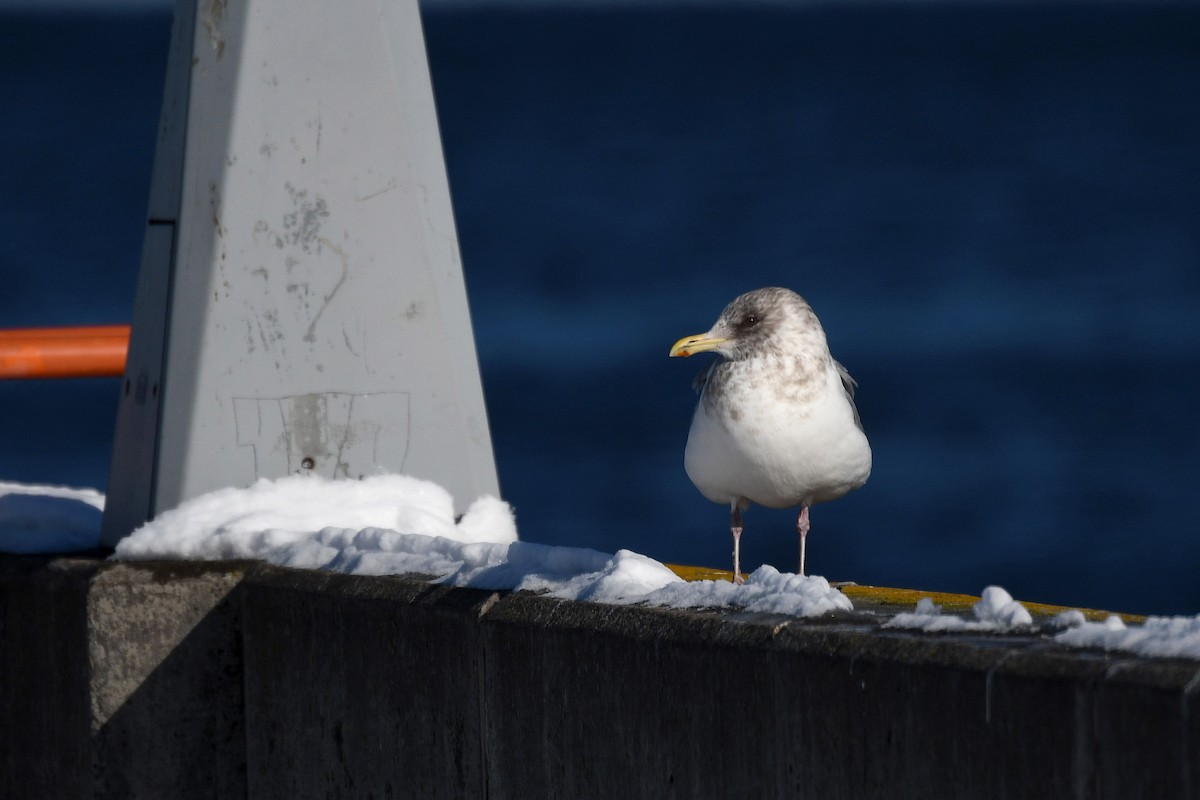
[{"left": 683, "top": 357, "right": 871, "bottom": 509}]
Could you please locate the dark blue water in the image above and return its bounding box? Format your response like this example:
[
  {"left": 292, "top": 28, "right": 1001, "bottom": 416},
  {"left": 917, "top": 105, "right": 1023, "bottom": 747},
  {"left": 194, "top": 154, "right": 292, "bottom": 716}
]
[{"left": 2, "top": 5, "right": 1198, "bottom": 615}]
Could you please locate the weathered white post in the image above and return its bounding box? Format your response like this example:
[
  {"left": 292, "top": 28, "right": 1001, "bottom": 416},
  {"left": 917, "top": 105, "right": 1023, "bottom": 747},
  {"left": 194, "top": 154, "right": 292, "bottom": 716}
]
[{"left": 102, "top": 0, "right": 498, "bottom": 545}]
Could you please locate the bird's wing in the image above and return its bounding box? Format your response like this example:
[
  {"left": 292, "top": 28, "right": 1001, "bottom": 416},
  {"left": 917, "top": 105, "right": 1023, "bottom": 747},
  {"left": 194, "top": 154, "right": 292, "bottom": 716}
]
[
  {"left": 834, "top": 359, "right": 864, "bottom": 431},
  {"left": 834, "top": 359, "right": 858, "bottom": 398}
]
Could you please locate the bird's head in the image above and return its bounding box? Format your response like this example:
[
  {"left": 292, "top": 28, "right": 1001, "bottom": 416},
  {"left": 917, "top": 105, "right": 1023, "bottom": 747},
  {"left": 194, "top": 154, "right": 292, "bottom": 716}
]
[{"left": 669, "top": 287, "right": 813, "bottom": 361}]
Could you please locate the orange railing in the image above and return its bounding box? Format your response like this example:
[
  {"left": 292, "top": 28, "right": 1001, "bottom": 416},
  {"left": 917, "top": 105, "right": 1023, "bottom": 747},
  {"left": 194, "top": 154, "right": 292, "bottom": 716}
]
[{"left": 0, "top": 325, "right": 130, "bottom": 379}]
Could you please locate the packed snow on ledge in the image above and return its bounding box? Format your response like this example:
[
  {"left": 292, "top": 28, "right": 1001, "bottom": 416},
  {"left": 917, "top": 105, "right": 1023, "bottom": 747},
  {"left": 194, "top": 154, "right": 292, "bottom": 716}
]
[
  {"left": 5, "top": 474, "right": 1200, "bottom": 653},
  {"left": 885, "top": 586, "right": 1034, "bottom": 632},
  {"left": 0, "top": 474, "right": 849, "bottom": 617},
  {"left": 1050, "top": 611, "right": 1200, "bottom": 660},
  {"left": 886, "top": 586, "right": 1200, "bottom": 660}
]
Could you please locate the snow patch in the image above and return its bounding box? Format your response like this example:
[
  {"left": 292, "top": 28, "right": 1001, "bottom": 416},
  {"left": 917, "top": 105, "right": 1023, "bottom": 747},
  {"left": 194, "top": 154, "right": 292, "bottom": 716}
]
[
  {"left": 885, "top": 586, "right": 1033, "bottom": 632},
  {"left": 117, "top": 474, "right": 517, "bottom": 560},
  {"left": 0, "top": 474, "right": 848, "bottom": 618},
  {"left": 8, "top": 475, "right": 1200, "bottom": 648},
  {"left": 0, "top": 481, "right": 104, "bottom": 553},
  {"left": 1053, "top": 612, "right": 1200, "bottom": 659},
  {"left": 644, "top": 565, "right": 852, "bottom": 617}
]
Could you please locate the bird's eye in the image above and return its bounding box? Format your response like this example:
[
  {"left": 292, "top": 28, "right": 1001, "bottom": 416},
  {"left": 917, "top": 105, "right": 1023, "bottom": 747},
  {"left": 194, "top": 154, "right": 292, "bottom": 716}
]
[{"left": 743, "top": 315, "right": 759, "bottom": 328}]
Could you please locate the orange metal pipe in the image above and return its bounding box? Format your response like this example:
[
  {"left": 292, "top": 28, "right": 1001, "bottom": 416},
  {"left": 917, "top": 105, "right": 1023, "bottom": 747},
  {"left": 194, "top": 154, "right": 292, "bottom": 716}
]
[{"left": 0, "top": 325, "right": 130, "bottom": 379}]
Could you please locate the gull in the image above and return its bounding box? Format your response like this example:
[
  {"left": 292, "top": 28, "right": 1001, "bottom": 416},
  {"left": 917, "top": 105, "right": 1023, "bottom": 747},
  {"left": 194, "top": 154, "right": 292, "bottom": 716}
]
[{"left": 669, "top": 287, "right": 871, "bottom": 583}]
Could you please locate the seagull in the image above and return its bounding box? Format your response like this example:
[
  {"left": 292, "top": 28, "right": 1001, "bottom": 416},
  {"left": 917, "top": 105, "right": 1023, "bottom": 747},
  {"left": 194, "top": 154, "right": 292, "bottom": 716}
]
[{"left": 669, "top": 287, "right": 871, "bottom": 583}]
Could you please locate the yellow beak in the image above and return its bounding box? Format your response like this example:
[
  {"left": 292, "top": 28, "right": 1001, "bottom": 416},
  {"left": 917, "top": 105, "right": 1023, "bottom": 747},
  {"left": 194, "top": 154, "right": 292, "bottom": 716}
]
[{"left": 669, "top": 332, "right": 728, "bottom": 358}]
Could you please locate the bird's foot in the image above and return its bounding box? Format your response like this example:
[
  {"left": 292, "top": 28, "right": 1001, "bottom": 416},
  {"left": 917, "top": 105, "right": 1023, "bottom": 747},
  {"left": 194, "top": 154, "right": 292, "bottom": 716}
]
[{"left": 733, "top": 571, "right": 746, "bottom": 585}]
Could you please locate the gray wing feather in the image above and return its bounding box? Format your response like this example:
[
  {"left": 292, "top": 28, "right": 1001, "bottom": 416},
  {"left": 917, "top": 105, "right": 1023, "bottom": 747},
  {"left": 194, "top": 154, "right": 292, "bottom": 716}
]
[{"left": 834, "top": 359, "right": 864, "bottom": 431}]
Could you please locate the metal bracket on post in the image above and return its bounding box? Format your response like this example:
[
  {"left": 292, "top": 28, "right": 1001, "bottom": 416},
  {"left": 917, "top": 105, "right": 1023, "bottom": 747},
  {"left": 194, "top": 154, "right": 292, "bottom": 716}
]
[{"left": 101, "top": 0, "right": 499, "bottom": 546}]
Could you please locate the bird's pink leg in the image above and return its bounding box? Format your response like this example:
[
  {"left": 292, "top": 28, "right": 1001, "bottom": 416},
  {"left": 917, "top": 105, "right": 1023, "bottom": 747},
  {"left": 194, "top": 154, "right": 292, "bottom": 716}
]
[
  {"left": 730, "top": 503, "right": 745, "bottom": 585},
  {"left": 797, "top": 505, "right": 810, "bottom": 576}
]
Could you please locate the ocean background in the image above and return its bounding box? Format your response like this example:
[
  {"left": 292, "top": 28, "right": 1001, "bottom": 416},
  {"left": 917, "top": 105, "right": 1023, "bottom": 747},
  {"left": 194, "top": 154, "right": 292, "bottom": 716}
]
[{"left": 1, "top": 2, "right": 1198, "bottom": 616}]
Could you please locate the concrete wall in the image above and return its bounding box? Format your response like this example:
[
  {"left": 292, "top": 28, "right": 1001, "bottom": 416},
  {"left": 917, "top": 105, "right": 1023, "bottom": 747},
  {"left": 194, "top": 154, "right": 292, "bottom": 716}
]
[
  {"left": 2, "top": 556, "right": 1197, "bottom": 799},
  {"left": 1, "top": 558, "right": 246, "bottom": 800}
]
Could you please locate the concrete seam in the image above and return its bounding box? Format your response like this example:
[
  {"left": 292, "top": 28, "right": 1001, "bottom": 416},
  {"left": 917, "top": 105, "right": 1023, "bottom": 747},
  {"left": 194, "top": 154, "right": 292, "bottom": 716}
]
[
  {"left": 1185, "top": 670, "right": 1200, "bottom": 697},
  {"left": 983, "top": 646, "right": 1027, "bottom": 726},
  {"left": 477, "top": 593, "right": 496, "bottom": 800}
]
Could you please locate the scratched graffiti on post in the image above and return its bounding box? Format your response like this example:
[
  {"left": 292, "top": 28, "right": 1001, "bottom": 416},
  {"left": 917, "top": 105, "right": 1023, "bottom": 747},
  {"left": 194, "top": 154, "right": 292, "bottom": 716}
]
[{"left": 233, "top": 391, "right": 410, "bottom": 480}]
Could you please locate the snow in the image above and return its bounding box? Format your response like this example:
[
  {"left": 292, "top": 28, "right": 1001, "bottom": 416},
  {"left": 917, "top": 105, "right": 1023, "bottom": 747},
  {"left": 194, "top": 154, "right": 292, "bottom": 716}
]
[
  {"left": 115, "top": 474, "right": 518, "bottom": 559},
  {"left": 885, "top": 586, "right": 1033, "bottom": 632},
  {"left": 110, "top": 475, "right": 855, "bottom": 615},
  {"left": 1053, "top": 612, "right": 1200, "bottom": 660},
  {"left": 0, "top": 480, "right": 104, "bottom": 553},
  {"left": 0, "top": 475, "right": 847, "bottom": 617},
  {"left": 3, "top": 475, "right": 1198, "bottom": 649},
  {"left": 645, "top": 565, "right": 852, "bottom": 617},
  {"left": 887, "top": 588, "right": 1200, "bottom": 660}
]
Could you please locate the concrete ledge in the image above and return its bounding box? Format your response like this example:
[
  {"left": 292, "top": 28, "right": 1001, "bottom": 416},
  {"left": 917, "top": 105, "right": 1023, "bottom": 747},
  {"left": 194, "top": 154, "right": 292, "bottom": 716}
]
[
  {"left": 1, "top": 557, "right": 95, "bottom": 800},
  {"left": 2, "top": 556, "right": 1198, "bottom": 799},
  {"left": 1, "top": 557, "right": 248, "bottom": 800},
  {"left": 241, "top": 568, "right": 495, "bottom": 799}
]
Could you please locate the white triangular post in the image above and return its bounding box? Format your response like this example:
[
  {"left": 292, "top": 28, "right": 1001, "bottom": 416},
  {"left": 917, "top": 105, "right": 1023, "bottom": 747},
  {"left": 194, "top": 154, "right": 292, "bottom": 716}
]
[{"left": 102, "top": 0, "right": 499, "bottom": 545}]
